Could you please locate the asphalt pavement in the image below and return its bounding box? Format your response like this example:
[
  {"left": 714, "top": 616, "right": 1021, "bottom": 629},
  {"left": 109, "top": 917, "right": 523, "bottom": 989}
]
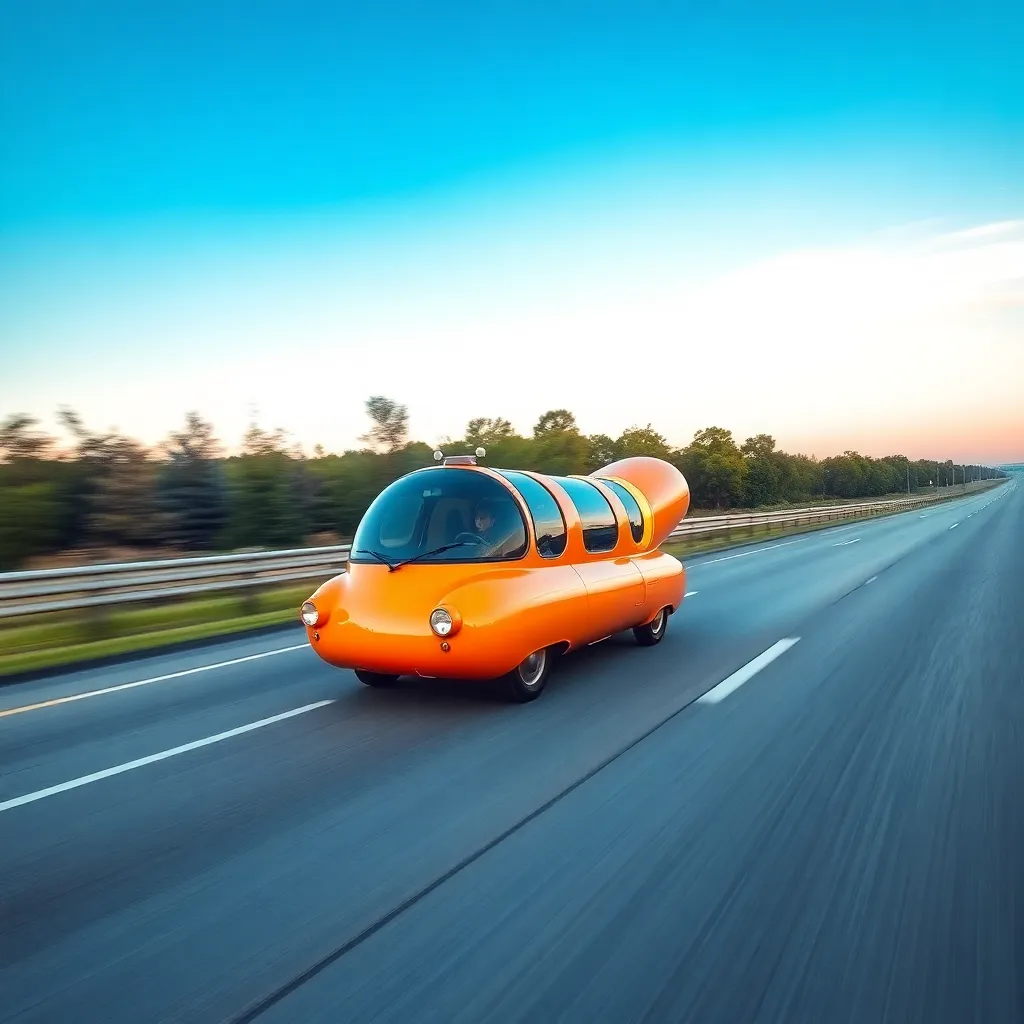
[{"left": 1, "top": 479, "right": 1020, "bottom": 1023}]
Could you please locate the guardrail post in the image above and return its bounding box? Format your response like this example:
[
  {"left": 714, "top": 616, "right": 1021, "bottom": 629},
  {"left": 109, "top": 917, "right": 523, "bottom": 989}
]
[
  {"left": 84, "top": 601, "right": 113, "bottom": 643},
  {"left": 239, "top": 585, "right": 260, "bottom": 618}
]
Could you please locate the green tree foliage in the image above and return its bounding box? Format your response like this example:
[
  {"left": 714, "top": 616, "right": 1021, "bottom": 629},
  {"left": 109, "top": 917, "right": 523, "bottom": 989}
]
[
  {"left": 0, "top": 483, "right": 60, "bottom": 569},
  {"left": 616, "top": 424, "right": 671, "bottom": 460},
  {"left": 533, "top": 409, "right": 577, "bottom": 436},
  {"left": 157, "top": 412, "right": 229, "bottom": 550},
  {"left": 675, "top": 427, "right": 748, "bottom": 509},
  {"left": 464, "top": 416, "right": 515, "bottom": 448},
  {"left": 89, "top": 436, "right": 166, "bottom": 546},
  {"left": 360, "top": 396, "right": 409, "bottom": 453},
  {"left": 224, "top": 419, "right": 309, "bottom": 549},
  {"left": 54, "top": 409, "right": 169, "bottom": 548},
  {"left": 0, "top": 399, "right": 1008, "bottom": 567},
  {"left": 777, "top": 453, "right": 824, "bottom": 502},
  {"left": 585, "top": 433, "right": 618, "bottom": 472},
  {"left": 740, "top": 433, "right": 777, "bottom": 460},
  {"left": 531, "top": 412, "right": 589, "bottom": 476},
  {"left": 739, "top": 433, "right": 782, "bottom": 505},
  {"left": 0, "top": 414, "right": 55, "bottom": 462},
  {"left": 446, "top": 417, "right": 533, "bottom": 469}
]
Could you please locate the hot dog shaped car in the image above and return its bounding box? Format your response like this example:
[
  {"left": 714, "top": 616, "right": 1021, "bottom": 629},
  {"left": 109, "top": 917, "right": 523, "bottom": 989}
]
[{"left": 299, "top": 452, "right": 690, "bottom": 701}]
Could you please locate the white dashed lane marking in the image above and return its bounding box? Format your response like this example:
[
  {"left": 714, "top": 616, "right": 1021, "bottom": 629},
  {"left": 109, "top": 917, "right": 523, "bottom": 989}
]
[{"left": 697, "top": 638, "right": 801, "bottom": 705}]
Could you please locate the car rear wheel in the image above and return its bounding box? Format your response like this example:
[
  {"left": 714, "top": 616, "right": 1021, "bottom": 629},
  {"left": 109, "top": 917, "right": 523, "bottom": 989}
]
[
  {"left": 500, "top": 647, "right": 552, "bottom": 703},
  {"left": 633, "top": 607, "right": 669, "bottom": 647},
  {"left": 355, "top": 669, "right": 399, "bottom": 688}
]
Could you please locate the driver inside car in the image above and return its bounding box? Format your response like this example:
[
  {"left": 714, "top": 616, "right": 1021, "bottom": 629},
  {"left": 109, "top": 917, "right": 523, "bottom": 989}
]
[
  {"left": 473, "top": 499, "right": 496, "bottom": 536},
  {"left": 468, "top": 498, "right": 521, "bottom": 556}
]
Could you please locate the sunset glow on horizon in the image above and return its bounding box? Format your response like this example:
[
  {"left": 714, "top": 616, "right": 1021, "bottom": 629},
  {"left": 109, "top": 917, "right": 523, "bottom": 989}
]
[{"left": 2, "top": 2, "right": 1022, "bottom": 465}]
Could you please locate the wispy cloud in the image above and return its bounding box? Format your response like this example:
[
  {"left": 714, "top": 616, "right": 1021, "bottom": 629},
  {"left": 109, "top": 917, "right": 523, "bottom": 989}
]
[
  {"left": 931, "top": 219, "right": 1024, "bottom": 245},
  {"left": 2, "top": 209, "right": 1021, "bottom": 463}
]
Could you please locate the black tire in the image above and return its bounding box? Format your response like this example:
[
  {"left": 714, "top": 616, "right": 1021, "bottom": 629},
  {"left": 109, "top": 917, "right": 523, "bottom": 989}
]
[
  {"left": 633, "top": 606, "right": 669, "bottom": 647},
  {"left": 355, "top": 669, "right": 399, "bottom": 688},
  {"left": 499, "top": 647, "right": 553, "bottom": 703}
]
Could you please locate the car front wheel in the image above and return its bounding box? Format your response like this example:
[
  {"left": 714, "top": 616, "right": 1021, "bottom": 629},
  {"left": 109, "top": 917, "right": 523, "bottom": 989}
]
[
  {"left": 500, "top": 647, "right": 552, "bottom": 702},
  {"left": 633, "top": 607, "right": 669, "bottom": 646}
]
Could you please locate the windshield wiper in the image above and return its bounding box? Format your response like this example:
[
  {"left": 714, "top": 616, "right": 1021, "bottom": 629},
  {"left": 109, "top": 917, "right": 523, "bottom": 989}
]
[
  {"left": 354, "top": 548, "right": 399, "bottom": 572},
  {"left": 392, "top": 541, "right": 470, "bottom": 570}
]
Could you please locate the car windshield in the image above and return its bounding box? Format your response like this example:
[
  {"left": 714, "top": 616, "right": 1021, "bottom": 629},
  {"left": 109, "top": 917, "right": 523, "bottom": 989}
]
[{"left": 350, "top": 467, "right": 529, "bottom": 566}]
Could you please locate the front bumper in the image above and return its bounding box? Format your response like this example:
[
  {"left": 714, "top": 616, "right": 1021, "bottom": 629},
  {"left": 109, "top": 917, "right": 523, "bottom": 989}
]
[{"left": 305, "top": 618, "right": 528, "bottom": 680}]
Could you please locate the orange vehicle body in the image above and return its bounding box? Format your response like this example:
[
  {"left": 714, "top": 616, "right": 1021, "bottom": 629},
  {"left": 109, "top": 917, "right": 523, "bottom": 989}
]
[{"left": 300, "top": 455, "right": 690, "bottom": 690}]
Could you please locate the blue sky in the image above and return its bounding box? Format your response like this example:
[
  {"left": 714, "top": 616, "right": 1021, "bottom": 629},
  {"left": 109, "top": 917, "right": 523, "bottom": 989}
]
[
  {"left": 3, "top": 1, "right": 1023, "bottom": 227},
  {"left": 2, "top": 0, "right": 1023, "bottom": 461}
]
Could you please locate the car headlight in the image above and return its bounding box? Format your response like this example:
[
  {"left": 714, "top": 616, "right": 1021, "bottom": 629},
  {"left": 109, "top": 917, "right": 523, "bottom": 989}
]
[
  {"left": 429, "top": 608, "right": 453, "bottom": 636},
  {"left": 300, "top": 601, "right": 320, "bottom": 627}
]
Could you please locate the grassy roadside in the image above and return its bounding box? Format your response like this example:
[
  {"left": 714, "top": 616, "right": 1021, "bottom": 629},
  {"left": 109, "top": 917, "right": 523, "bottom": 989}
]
[
  {"left": 0, "top": 585, "right": 312, "bottom": 678},
  {"left": 0, "top": 481, "right": 998, "bottom": 680}
]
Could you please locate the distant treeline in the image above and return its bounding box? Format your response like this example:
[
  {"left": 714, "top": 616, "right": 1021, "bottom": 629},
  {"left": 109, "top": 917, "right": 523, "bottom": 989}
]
[{"left": 0, "top": 399, "right": 1006, "bottom": 570}]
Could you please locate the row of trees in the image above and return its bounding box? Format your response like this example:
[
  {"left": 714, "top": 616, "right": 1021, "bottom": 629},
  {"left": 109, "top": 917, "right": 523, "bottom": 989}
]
[{"left": 0, "top": 399, "right": 1007, "bottom": 569}]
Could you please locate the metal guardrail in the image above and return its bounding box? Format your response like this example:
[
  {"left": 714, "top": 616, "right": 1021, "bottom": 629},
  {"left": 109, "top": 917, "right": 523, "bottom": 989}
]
[{"left": 0, "top": 480, "right": 1000, "bottom": 619}]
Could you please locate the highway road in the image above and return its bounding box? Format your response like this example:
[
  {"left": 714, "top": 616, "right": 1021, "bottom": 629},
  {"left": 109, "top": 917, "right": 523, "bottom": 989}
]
[{"left": 1, "top": 478, "right": 1020, "bottom": 1023}]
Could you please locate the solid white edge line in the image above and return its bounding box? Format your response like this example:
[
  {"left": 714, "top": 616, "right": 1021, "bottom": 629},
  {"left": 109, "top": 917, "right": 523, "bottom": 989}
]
[
  {"left": 0, "top": 700, "right": 335, "bottom": 813},
  {"left": 0, "top": 643, "right": 311, "bottom": 718},
  {"left": 697, "top": 638, "right": 801, "bottom": 705}
]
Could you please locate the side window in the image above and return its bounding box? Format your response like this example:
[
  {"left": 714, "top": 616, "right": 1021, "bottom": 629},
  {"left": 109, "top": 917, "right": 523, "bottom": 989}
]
[
  {"left": 599, "top": 478, "right": 645, "bottom": 543},
  {"left": 553, "top": 477, "right": 618, "bottom": 553},
  {"left": 498, "top": 471, "right": 567, "bottom": 557}
]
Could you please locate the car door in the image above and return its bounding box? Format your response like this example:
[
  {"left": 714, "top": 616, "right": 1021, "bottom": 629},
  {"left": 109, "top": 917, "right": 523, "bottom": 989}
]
[{"left": 573, "top": 558, "right": 647, "bottom": 642}]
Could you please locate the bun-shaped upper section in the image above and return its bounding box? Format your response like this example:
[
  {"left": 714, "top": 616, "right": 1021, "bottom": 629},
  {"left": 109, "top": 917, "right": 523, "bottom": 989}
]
[{"left": 591, "top": 456, "right": 690, "bottom": 549}]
